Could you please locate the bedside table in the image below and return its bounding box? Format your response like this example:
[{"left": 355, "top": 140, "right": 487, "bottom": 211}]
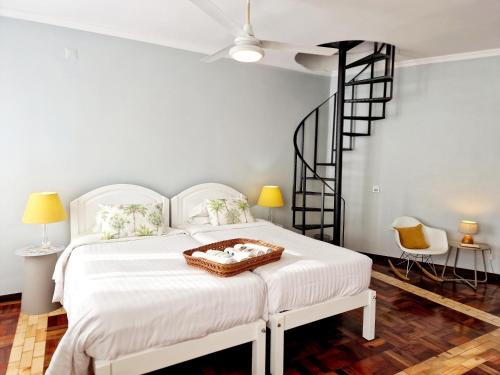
[
  {"left": 15, "top": 245, "right": 64, "bottom": 314},
  {"left": 441, "top": 241, "right": 493, "bottom": 290}
]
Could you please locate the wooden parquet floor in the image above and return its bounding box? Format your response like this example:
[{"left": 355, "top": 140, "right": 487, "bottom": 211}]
[{"left": 1, "top": 258, "right": 499, "bottom": 375}]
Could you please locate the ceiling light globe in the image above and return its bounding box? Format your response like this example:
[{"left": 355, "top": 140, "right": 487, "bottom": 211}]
[{"left": 230, "top": 44, "right": 264, "bottom": 63}]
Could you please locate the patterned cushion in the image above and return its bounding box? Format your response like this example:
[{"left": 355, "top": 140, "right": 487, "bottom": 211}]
[
  {"left": 96, "top": 203, "right": 164, "bottom": 240},
  {"left": 205, "top": 198, "right": 255, "bottom": 226}
]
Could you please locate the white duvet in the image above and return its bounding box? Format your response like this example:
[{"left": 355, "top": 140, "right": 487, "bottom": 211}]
[
  {"left": 47, "top": 231, "right": 267, "bottom": 375},
  {"left": 178, "top": 221, "right": 372, "bottom": 315}
]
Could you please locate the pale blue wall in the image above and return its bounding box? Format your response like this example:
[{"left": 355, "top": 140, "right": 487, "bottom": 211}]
[
  {"left": 342, "top": 56, "right": 500, "bottom": 274},
  {"left": 0, "top": 17, "right": 330, "bottom": 294}
]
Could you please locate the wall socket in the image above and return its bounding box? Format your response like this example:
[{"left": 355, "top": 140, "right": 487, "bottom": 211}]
[{"left": 372, "top": 185, "right": 380, "bottom": 193}]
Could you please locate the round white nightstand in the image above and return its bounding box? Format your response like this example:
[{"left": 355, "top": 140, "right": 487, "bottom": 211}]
[{"left": 15, "top": 245, "right": 64, "bottom": 314}]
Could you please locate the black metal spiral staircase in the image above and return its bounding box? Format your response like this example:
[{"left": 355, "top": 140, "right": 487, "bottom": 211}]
[{"left": 292, "top": 41, "right": 396, "bottom": 246}]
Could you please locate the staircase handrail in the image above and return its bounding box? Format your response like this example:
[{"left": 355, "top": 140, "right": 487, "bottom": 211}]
[{"left": 293, "top": 43, "right": 389, "bottom": 246}]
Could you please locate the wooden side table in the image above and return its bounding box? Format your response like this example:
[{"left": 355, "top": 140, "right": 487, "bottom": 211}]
[
  {"left": 441, "top": 241, "right": 493, "bottom": 290},
  {"left": 15, "top": 245, "right": 64, "bottom": 314}
]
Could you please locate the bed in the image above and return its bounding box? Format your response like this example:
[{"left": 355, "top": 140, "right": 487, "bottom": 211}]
[
  {"left": 47, "top": 184, "right": 267, "bottom": 375},
  {"left": 171, "top": 183, "right": 376, "bottom": 375}
]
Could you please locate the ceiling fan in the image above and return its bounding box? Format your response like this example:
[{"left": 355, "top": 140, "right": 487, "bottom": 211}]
[{"left": 190, "top": 0, "right": 336, "bottom": 63}]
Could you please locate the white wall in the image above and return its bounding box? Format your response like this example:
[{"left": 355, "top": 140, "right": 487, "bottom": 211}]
[
  {"left": 341, "top": 56, "right": 500, "bottom": 273},
  {"left": 0, "top": 17, "right": 330, "bottom": 294}
]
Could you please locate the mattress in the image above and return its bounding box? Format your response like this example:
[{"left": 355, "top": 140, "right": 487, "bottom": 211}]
[
  {"left": 178, "top": 221, "right": 372, "bottom": 315},
  {"left": 47, "top": 231, "right": 267, "bottom": 375}
]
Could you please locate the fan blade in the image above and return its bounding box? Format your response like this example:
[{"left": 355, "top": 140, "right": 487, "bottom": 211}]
[
  {"left": 189, "top": 0, "right": 240, "bottom": 36},
  {"left": 201, "top": 45, "right": 233, "bottom": 63},
  {"left": 261, "top": 40, "right": 335, "bottom": 56}
]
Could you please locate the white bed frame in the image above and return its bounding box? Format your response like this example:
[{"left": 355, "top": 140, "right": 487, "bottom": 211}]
[
  {"left": 70, "top": 184, "right": 266, "bottom": 375},
  {"left": 171, "top": 182, "right": 377, "bottom": 375}
]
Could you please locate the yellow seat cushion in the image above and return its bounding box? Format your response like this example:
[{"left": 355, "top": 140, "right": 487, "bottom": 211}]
[{"left": 394, "top": 224, "right": 430, "bottom": 249}]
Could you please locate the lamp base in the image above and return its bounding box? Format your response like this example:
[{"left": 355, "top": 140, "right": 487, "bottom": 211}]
[
  {"left": 267, "top": 208, "right": 273, "bottom": 223},
  {"left": 461, "top": 234, "right": 474, "bottom": 244}
]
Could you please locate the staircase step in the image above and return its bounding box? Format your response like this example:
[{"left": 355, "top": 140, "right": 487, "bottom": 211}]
[
  {"left": 343, "top": 132, "right": 370, "bottom": 137},
  {"left": 346, "top": 53, "right": 390, "bottom": 69},
  {"left": 316, "top": 162, "right": 336, "bottom": 166},
  {"left": 344, "top": 97, "right": 391, "bottom": 104},
  {"left": 296, "top": 191, "right": 335, "bottom": 197},
  {"left": 345, "top": 76, "right": 393, "bottom": 86},
  {"left": 305, "top": 176, "right": 336, "bottom": 181},
  {"left": 292, "top": 207, "right": 335, "bottom": 212},
  {"left": 320, "top": 40, "right": 364, "bottom": 50},
  {"left": 293, "top": 224, "right": 335, "bottom": 230},
  {"left": 344, "top": 116, "right": 384, "bottom": 121}
]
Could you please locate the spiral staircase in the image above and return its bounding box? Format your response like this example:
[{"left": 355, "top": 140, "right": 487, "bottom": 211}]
[{"left": 292, "top": 41, "right": 396, "bottom": 246}]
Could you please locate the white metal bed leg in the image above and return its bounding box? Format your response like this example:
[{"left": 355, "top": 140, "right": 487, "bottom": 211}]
[
  {"left": 269, "top": 316, "right": 285, "bottom": 375},
  {"left": 251, "top": 321, "right": 266, "bottom": 375},
  {"left": 362, "top": 290, "right": 376, "bottom": 340},
  {"left": 94, "top": 359, "right": 111, "bottom": 375}
]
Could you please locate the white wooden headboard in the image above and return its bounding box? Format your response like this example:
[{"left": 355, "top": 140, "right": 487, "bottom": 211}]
[
  {"left": 70, "top": 184, "right": 170, "bottom": 240},
  {"left": 171, "top": 183, "right": 244, "bottom": 227}
]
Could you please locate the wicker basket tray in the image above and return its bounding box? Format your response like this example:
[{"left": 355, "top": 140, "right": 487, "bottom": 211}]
[{"left": 183, "top": 238, "right": 284, "bottom": 277}]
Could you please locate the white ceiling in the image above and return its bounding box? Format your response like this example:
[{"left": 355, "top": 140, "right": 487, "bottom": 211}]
[{"left": 1, "top": 0, "right": 499, "bottom": 74}]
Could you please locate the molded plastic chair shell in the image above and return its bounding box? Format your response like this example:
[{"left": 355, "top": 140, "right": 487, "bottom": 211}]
[{"left": 392, "top": 216, "right": 448, "bottom": 256}]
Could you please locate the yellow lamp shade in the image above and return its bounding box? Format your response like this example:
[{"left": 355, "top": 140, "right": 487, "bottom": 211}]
[
  {"left": 22, "top": 192, "right": 67, "bottom": 224},
  {"left": 458, "top": 220, "right": 478, "bottom": 235},
  {"left": 257, "top": 186, "right": 284, "bottom": 208}
]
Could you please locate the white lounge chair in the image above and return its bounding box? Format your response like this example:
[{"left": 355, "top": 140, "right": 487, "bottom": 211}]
[{"left": 389, "top": 216, "right": 448, "bottom": 282}]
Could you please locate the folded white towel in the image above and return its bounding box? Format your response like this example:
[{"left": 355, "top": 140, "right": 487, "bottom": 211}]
[
  {"left": 233, "top": 244, "right": 252, "bottom": 252},
  {"left": 223, "top": 247, "right": 235, "bottom": 255},
  {"left": 234, "top": 243, "right": 273, "bottom": 255},
  {"left": 206, "top": 249, "right": 227, "bottom": 256},
  {"left": 232, "top": 251, "right": 251, "bottom": 262},
  {"left": 247, "top": 243, "right": 273, "bottom": 254},
  {"left": 193, "top": 244, "right": 273, "bottom": 265},
  {"left": 191, "top": 250, "right": 236, "bottom": 264},
  {"left": 206, "top": 254, "right": 237, "bottom": 264}
]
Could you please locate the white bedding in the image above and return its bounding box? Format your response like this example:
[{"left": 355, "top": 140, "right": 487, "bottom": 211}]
[
  {"left": 177, "top": 221, "right": 372, "bottom": 315},
  {"left": 47, "top": 232, "right": 267, "bottom": 375}
]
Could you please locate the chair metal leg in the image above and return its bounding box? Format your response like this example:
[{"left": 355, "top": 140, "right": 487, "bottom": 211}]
[{"left": 405, "top": 255, "right": 416, "bottom": 277}]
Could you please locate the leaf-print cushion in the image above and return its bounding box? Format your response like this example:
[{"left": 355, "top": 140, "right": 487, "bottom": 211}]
[
  {"left": 96, "top": 203, "right": 164, "bottom": 240},
  {"left": 205, "top": 198, "right": 255, "bottom": 226}
]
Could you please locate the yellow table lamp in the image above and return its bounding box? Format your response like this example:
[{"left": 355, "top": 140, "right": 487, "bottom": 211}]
[
  {"left": 23, "top": 192, "right": 67, "bottom": 249},
  {"left": 258, "top": 186, "right": 284, "bottom": 223}
]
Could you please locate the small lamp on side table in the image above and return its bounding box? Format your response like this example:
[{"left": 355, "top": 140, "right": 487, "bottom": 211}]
[
  {"left": 458, "top": 220, "right": 478, "bottom": 246},
  {"left": 22, "top": 192, "right": 67, "bottom": 253},
  {"left": 257, "top": 186, "right": 284, "bottom": 223}
]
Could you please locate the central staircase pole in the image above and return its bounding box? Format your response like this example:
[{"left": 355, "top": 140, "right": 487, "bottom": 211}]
[{"left": 333, "top": 43, "right": 347, "bottom": 245}]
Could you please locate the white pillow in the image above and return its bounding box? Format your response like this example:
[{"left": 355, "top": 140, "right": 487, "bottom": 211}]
[
  {"left": 205, "top": 198, "right": 254, "bottom": 226},
  {"left": 189, "top": 216, "right": 211, "bottom": 225},
  {"left": 187, "top": 202, "right": 210, "bottom": 225},
  {"left": 96, "top": 203, "right": 164, "bottom": 240}
]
